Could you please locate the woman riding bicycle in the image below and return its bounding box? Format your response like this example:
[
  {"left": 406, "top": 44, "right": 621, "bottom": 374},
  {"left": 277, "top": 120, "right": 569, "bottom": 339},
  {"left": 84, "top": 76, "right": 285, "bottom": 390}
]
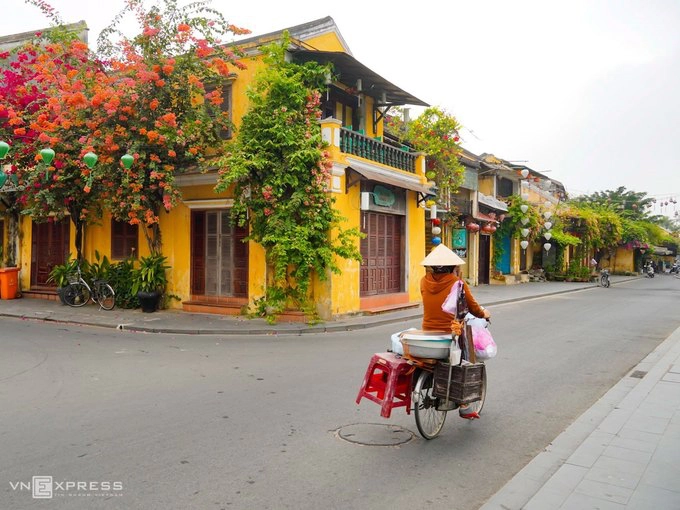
[{"left": 420, "top": 244, "right": 490, "bottom": 419}]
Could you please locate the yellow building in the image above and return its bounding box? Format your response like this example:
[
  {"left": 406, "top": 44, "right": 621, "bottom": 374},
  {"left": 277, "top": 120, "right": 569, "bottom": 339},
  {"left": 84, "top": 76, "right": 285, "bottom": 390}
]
[{"left": 16, "top": 17, "right": 434, "bottom": 319}]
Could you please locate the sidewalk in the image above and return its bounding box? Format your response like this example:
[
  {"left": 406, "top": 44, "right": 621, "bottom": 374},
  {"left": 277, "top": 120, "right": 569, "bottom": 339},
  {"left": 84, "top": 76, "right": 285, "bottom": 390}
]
[
  {"left": 0, "top": 276, "right": 630, "bottom": 335},
  {"left": 3, "top": 275, "right": 679, "bottom": 509}
]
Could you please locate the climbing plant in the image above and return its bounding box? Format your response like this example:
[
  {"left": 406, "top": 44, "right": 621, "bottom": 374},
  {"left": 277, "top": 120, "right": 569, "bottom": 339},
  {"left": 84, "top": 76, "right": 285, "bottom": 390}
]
[{"left": 215, "top": 34, "right": 362, "bottom": 320}]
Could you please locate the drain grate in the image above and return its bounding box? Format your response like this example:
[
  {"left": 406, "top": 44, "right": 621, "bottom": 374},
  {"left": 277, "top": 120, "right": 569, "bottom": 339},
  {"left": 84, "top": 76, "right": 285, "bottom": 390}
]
[{"left": 629, "top": 370, "right": 647, "bottom": 379}]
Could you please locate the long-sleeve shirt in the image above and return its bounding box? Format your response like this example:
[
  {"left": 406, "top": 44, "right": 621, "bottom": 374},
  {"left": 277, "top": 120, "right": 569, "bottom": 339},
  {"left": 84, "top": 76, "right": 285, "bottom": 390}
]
[{"left": 420, "top": 272, "right": 485, "bottom": 332}]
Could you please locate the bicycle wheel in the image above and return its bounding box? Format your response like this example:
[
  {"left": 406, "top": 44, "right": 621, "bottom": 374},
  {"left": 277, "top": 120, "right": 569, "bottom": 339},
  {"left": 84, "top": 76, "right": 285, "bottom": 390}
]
[
  {"left": 96, "top": 283, "right": 116, "bottom": 310},
  {"left": 63, "top": 282, "right": 91, "bottom": 307},
  {"left": 601, "top": 275, "right": 610, "bottom": 288},
  {"left": 413, "top": 370, "right": 447, "bottom": 440}
]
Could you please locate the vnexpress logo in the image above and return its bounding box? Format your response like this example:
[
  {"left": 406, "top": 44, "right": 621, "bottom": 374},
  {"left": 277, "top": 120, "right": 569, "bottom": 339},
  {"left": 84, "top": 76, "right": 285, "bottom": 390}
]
[{"left": 32, "top": 476, "right": 53, "bottom": 499}]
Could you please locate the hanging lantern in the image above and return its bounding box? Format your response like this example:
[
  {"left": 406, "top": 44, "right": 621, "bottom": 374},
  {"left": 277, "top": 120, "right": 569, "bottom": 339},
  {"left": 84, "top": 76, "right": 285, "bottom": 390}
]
[
  {"left": 544, "top": 211, "right": 553, "bottom": 219},
  {"left": 431, "top": 218, "right": 441, "bottom": 226},
  {"left": 0, "top": 141, "right": 9, "bottom": 160},
  {"left": 521, "top": 228, "right": 529, "bottom": 237},
  {"left": 0, "top": 171, "right": 6, "bottom": 188},
  {"left": 544, "top": 242, "right": 552, "bottom": 252},
  {"left": 520, "top": 169, "right": 529, "bottom": 178},
  {"left": 482, "top": 223, "right": 495, "bottom": 233},
  {"left": 521, "top": 193, "right": 529, "bottom": 200},
  {"left": 466, "top": 222, "right": 480, "bottom": 232},
  {"left": 431, "top": 236, "right": 442, "bottom": 246},
  {"left": 39, "top": 148, "right": 55, "bottom": 165},
  {"left": 431, "top": 226, "right": 441, "bottom": 235},
  {"left": 121, "top": 154, "right": 134, "bottom": 169},
  {"left": 520, "top": 240, "right": 529, "bottom": 250},
  {"left": 544, "top": 232, "right": 552, "bottom": 240},
  {"left": 520, "top": 204, "right": 529, "bottom": 213},
  {"left": 498, "top": 214, "right": 506, "bottom": 222},
  {"left": 425, "top": 171, "right": 436, "bottom": 180},
  {"left": 520, "top": 217, "right": 530, "bottom": 225},
  {"left": 544, "top": 200, "right": 552, "bottom": 208},
  {"left": 544, "top": 221, "right": 553, "bottom": 230},
  {"left": 83, "top": 152, "right": 98, "bottom": 169}
]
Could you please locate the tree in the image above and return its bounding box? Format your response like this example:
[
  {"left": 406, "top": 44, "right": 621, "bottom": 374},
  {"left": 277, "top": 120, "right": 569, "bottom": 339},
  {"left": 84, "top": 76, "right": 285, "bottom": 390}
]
[
  {"left": 386, "top": 106, "right": 465, "bottom": 206},
  {"left": 572, "top": 186, "right": 658, "bottom": 222},
  {"left": 91, "top": 0, "right": 250, "bottom": 254},
  {"left": 0, "top": 28, "right": 115, "bottom": 261},
  {"left": 215, "top": 36, "right": 362, "bottom": 319}
]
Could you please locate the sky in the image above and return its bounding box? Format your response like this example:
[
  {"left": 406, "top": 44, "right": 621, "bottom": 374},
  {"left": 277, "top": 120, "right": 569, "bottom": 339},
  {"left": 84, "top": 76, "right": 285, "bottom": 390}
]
[{"left": 3, "top": 0, "right": 680, "bottom": 219}]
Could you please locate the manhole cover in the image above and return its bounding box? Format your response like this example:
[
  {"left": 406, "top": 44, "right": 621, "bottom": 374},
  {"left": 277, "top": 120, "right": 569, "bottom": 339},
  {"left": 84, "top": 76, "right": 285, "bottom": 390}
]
[{"left": 336, "top": 423, "right": 414, "bottom": 446}]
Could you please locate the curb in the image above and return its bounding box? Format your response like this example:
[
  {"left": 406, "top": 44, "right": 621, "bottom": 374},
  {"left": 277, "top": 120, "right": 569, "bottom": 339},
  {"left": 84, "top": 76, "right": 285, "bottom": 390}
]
[{"left": 2, "top": 277, "right": 639, "bottom": 336}]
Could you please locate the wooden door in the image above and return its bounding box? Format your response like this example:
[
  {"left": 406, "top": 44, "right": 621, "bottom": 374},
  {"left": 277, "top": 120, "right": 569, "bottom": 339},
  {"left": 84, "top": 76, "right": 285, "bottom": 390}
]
[
  {"left": 360, "top": 211, "right": 403, "bottom": 296},
  {"left": 30, "top": 219, "right": 70, "bottom": 287},
  {"left": 191, "top": 210, "right": 248, "bottom": 297}
]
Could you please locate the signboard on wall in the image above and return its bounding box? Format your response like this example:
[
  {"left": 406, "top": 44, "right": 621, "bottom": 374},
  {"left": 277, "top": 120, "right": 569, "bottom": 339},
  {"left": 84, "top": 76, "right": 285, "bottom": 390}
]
[{"left": 452, "top": 228, "right": 467, "bottom": 249}]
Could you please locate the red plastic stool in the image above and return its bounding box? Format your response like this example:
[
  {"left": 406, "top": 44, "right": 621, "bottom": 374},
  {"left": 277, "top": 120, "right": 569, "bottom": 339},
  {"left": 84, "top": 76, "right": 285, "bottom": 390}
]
[{"left": 356, "top": 352, "right": 415, "bottom": 418}]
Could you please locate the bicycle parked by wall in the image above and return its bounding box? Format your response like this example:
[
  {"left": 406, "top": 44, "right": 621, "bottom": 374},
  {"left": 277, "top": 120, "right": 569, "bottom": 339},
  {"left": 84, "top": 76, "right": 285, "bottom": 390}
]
[{"left": 63, "top": 263, "right": 116, "bottom": 310}]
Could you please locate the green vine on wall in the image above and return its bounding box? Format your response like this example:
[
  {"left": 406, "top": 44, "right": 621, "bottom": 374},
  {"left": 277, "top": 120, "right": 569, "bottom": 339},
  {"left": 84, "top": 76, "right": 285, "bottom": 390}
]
[{"left": 215, "top": 34, "right": 362, "bottom": 321}]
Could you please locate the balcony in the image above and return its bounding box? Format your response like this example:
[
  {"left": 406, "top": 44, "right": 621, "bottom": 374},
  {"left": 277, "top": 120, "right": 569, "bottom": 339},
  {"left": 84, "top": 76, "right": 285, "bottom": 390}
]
[{"left": 339, "top": 128, "right": 416, "bottom": 173}]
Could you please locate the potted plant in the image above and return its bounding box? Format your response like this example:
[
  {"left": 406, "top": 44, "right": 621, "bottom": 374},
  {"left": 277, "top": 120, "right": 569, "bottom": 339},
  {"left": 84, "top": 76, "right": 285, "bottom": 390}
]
[
  {"left": 131, "top": 254, "right": 170, "bottom": 313},
  {"left": 47, "top": 258, "right": 78, "bottom": 304}
]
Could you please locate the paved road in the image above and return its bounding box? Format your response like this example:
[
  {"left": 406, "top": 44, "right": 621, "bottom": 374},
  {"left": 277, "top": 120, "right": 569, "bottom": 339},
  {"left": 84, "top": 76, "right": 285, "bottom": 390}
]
[{"left": 1, "top": 277, "right": 679, "bottom": 509}]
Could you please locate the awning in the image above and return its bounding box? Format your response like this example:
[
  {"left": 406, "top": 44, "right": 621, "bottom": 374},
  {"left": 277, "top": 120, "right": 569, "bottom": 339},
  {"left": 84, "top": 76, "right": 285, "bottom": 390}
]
[
  {"left": 345, "top": 158, "right": 435, "bottom": 195},
  {"left": 473, "top": 211, "right": 499, "bottom": 223},
  {"left": 652, "top": 245, "right": 673, "bottom": 256},
  {"left": 291, "top": 50, "right": 429, "bottom": 107},
  {"left": 478, "top": 192, "right": 508, "bottom": 212}
]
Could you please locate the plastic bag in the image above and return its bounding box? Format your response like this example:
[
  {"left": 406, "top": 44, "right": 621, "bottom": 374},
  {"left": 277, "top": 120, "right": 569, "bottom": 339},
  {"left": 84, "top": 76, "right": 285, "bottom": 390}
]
[
  {"left": 441, "top": 280, "right": 463, "bottom": 314},
  {"left": 466, "top": 314, "right": 497, "bottom": 360},
  {"left": 389, "top": 327, "right": 416, "bottom": 355}
]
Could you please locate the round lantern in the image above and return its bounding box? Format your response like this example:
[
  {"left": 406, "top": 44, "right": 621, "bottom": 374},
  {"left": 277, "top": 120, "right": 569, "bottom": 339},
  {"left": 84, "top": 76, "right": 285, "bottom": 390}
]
[
  {"left": 520, "top": 217, "right": 530, "bottom": 225},
  {"left": 431, "top": 218, "right": 441, "bottom": 226},
  {"left": 544, "top": 242, "right": 552, "bottom": 252},
  {"left": 431, "top": 236, "right": 442, "bottom": 246},
  {"left": 544, "top": 211, "right": 553, "bottom": 220},
  {"left": 466, "top": 222, "right": 480, "bottom": 233},
  {"left": 431, "top": 226, "right": 441, "bottom": 235},
  {"left": 520, "top": 240, "right": 529, "bottom": 250},
  {"left": 40, "top": 148, "right": 55, "bottom": 165},
  {"left": 544, "top": 221, "right": 553, "bottom": 230},
  {"left": 544, "top": 232, "right": 552, "bottom": 240},
  {"left": 521, "top": 193, "right": 530, "bottom": 201},
  {"left": 83, "top": 151, "right": 98, "bottom": 169},
  {"left": 482, "top": 223, "right": 495, "bottom": 234},
  {"left": 520, "top": 204, "right": 529, "bottom": 214},
  {"left": 521, "top": 228, "right": 530, "bottom": 237},
  {"left": 425, "top": 171, "right": 436, "bottom": 180}
]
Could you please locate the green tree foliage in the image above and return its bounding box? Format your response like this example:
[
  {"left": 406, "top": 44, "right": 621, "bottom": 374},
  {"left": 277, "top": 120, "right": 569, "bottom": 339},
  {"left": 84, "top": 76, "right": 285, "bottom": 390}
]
[
  {"left": 215, "top": 35, "right": 362, "bottom": 319},
  {"left": 386, "top": 106, "right": 465, "bottom": 203}
]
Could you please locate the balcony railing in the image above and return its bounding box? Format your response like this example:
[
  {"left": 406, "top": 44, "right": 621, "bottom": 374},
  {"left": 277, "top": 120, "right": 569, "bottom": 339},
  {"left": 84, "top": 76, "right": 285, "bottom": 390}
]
[{"left": 339, "top": 128, "right": 416, "bottom": 173}]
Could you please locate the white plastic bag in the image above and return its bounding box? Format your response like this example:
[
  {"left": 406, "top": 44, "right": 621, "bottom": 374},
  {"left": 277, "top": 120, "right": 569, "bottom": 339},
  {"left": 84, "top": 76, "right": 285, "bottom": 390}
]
[
  {"left": 441, "top": 280, "right": 463, "bottom": 314},
  {"left": 466, "top": 313, "right": 497, "bottom": 360},
  {"left": 389, "top": 327, "right": 416, "bottom": 355}
]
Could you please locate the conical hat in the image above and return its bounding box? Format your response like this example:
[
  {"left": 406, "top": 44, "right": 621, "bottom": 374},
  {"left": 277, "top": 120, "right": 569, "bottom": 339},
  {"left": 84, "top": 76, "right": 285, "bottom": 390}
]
[{"left": 420, "top": 244, "right": 466, "bottom": 266}]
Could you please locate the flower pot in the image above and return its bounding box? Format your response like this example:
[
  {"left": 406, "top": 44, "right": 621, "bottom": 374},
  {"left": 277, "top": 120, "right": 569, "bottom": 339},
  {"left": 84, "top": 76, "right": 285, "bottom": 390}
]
[{"left": 137, "top": 290, "right": 161, "bottom": 313}]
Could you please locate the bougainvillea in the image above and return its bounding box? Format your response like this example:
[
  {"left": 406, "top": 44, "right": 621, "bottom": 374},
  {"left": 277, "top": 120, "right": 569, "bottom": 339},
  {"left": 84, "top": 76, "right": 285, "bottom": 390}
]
[
  {"left": 0, "top": 27, "right": 115, "bottom": 260},
  {"left": 215, "top": 35, "right": 362, "bottom": 320},
  {"left": 2, "top": 0, "right": 249, "bottom": 257},
  {"left": 91, "top": 0, "right": 250, "bottom": 254},
  {"left": 387, "top": 106, "right": 465, "bottom": 203}
]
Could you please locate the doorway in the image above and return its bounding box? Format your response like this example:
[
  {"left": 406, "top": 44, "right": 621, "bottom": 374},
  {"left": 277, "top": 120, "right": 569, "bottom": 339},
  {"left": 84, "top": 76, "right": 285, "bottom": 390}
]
[
  {"left": 30, "top": 219, "right": 70, "bottom": 287},
  {"left": 190, "top": 210, "right": 248, "bottom": 298},
  {"left": 479, "top": 234, "right": 491, "bottom": 284}
]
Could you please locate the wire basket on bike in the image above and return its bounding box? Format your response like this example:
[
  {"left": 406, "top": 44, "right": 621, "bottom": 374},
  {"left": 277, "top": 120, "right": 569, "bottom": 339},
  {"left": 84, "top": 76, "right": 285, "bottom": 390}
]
[{"left": 66, "top": 273, "right": 80, "bottom": 285}]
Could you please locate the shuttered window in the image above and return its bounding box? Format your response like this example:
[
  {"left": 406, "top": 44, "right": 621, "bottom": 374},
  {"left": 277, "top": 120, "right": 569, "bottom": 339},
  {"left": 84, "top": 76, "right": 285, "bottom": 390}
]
[
  {"left": 111, "top": 220, "right": 138, "bottom": 259},
  {"left": 360, "top": 212, "right": 403, "bottom": 296}
]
